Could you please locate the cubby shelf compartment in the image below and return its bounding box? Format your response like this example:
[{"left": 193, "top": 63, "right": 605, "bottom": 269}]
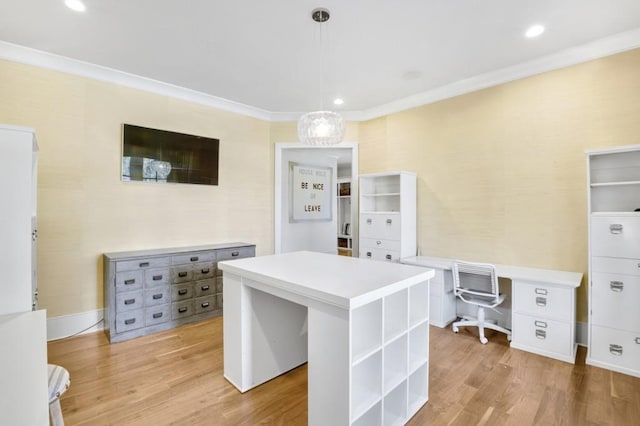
[
  {"left": 409, "top": 281, "right": 429, "bottom": 327},
  {"left": 408, "top": 363, "right": 429, "bottom": 419},
  {"left": 352, "top": 401, "right": 382, "bottom": 426},
  {"left": 383, "top": 380, "right": 408, "bottom": 426},
  {"left": 384, "top": 289, "right": 408, "bottom": 343},
  {"left": 352, "top": 299, "right": 383, "bottom": 364},
  {"left": 384, "top": 334, "right": 408, "bottom": 394},
  {"left": 409, "top": 323, "right": 429, "bottom": 375},
  {"left": 351, "top": 350, "right": 383, "bottom": 422}
]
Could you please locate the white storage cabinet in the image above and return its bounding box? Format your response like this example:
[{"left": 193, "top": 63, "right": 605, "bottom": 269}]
[{"left": 586, "top": 145, "right": 640, "bottom": 378}]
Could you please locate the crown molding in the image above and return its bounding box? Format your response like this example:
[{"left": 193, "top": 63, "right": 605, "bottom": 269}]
[{"left": 2, "top": 27, "right": 640, "bottom": 123}]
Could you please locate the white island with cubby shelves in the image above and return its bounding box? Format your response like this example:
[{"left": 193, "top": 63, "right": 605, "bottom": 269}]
[{"left": 219, "top": 251, "right": 433, "bottom": 426}]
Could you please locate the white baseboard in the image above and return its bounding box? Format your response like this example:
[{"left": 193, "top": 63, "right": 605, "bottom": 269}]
[
  {"left": 576, "top": 321, "right": 587, "bottom": 347},
  {"left": 47, "top": 309, "right": 104, "bottom": 342}
]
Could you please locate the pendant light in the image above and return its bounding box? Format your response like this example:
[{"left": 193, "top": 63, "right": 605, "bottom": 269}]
[{"left": 297, "top": 8, "right": 346, "bottom": 146}]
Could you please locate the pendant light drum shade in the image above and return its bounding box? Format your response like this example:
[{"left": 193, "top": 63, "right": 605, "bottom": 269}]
[{"left": 297, "top": 110, "right": 345, "bottom": 146}]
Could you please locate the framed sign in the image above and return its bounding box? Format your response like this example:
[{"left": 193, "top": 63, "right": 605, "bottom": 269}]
[{"left": 289, "top": 162, "right": 332, "bottom": 222}]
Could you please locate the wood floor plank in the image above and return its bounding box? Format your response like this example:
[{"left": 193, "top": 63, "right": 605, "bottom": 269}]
[{"left": 47, "top": 317, "right": 640, "bottom": 425}]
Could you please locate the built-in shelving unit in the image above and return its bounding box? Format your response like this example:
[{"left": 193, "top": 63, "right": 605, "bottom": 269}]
[
  {"left": 338, "top": 178, "right": 354, "bottom": 256},
  {"left": 349, "top": 279, "right": 429, "bottom": 425},
  {"left": 586, "top": 144, "right": 640, "bottom": 378}
]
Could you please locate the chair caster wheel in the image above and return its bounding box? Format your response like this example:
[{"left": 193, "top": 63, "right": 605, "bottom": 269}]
[
  {"left": 480, "top": 337, "right": 488, "bottom": 344},
  {"left": 507, "top": 334, "right": 512, "bottom": 342},
  {"left": 452, "top": 326, "right": 459, "bottom": 333}
]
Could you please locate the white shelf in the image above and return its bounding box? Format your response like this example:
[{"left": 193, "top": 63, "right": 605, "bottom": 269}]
[
  {"left": 384, "top": 289, "right": 408, "bottom": 343},
  {"left": 361, "top": 211, "right": 401, "bottom": 215},
  {"left": 409, "top": 281, "right": 429, "bottom": 327},
  {"left": 383, "top": 381, "right": 407, "bottom": 426},
  {"left": 407, "top": 364, "right": 429, "bottom": 419},
  {"left": 362, "top": 192, "right": 401, "bottom": 197},
  {"left": 352, "top": 401, "right": 382, "bottom": 426},
  {"left": 352, "top": 300, "right": 383, "bottom": 364},
  {"left": 591, "top": 180, "right": 640, "bottom": 187},
  {"left": 409, "top": 323, "right": 429, "bottom": 374},
  {"left": 384, "top": 335, "right": 408, "bottom": 394},
  {"left": 351, "top": 351, "right": 382, "bottom": 422}
]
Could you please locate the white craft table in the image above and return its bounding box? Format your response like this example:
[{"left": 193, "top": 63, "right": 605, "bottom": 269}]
[{"left": 219, "top": 251, "right": 434, "bottom": 426}]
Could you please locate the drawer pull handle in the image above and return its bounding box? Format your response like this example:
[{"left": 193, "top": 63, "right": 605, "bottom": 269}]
[
  {"left": 609, "top": 344, "right": 623, "bottom": 356},
  {"left": 178, "top": 307, "right": 188, "bottom": 313},
  {"left": 178, "top": 289, "right": 188, "bottom": 296},
  {"left": 386, "top": 218, "right": 392, "bottom": 225},
  {"left": 366, "top": 252, "right": 372, "bottom": 257},
  {"left": 139, "top": 262, "right": 150, "bottom": 268},
  {"left": 201, "top": 268, "right": 210, "bottom": 274},
  {"left": 535, "top": 297, "right": 547, "bottom": 307},
  {"left": 124, "top": 318, "right": 136, "bottom": 325},
  {"left": 385, "top": 254, "right": 392, "bottom": 260},
  {"left": 535, "top": 330, "right": 546, "bottom": 339},
  {"left": 153, "top": 275, "right": 163, "bottom": 281},
  {"left": 178, "top": 272, "right": 188, "bottom": 278},
  {"left": 124, "top": 299, "right": 135, "bottom": 305},
  {"left": 152, "top": 312, "right": 163, "bottom": 319},
  {"left": 201, "top": 302, "right": 210, "bottom": 308},
  {"left": 534, "top": 320, "right": 547, "bottom": 328},
  {"left": 376, "top": 240, "right": 382, "bottom": 245},
  {"left": 610, "top": 281, "right": 624, "bottom": 292},
  {"left": 124, "top": 279, "right": 136, "bottom": 285},
  {"left": 366, "top": 218, "right": 372, "bottom": 225},
  {"left": 190, "top": 256, "right": 199, "bottom": 262},
  {"left": 535, "top": 288, "right": 548, "bottom": 295},
  {"left": 152, "top": 293, "right": 163, "bottom": 300},
  {"left": 232, "top": 251, "right": 240, "bottom": 257},
  {"left": 634, "top": 337, "right": 640, "bottom": 344},
  {"left": 201, "top": 285, "right": 210, "bottom": 291},
  {"left": 609, "top": 224, "right": 623, "bottom": 234}
]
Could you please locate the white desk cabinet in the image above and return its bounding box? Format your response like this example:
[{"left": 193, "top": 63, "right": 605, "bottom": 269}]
[
  {"left": 219, "top": 251, "right": 433, "bottom": 426},
  {"left": 586, "top": 144, "right": 640, "bottom": 378},
  {"left": 359, "top": 172, "right": 416, "bottom": 262}
]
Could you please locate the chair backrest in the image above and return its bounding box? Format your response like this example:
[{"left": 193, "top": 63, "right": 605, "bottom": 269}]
[{"left": 452, "top": 260, "right": 500, "bottom": 305}]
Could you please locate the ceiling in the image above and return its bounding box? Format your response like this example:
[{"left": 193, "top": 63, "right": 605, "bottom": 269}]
[{"left": 2, "top": 1, "right": 640, "bottom": 121}]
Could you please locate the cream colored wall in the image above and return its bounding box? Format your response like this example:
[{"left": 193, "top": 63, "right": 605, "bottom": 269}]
[
  {"left": 358, "top": 48, "right": 640, "bottom": 322},
  {"left": 0, "top": 59, "right": 273, "bottom": 317}
]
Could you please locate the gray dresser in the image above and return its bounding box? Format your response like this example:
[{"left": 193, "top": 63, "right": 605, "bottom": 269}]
[{"left": 103, "top": 242, "right": 255, "bottom": 343}]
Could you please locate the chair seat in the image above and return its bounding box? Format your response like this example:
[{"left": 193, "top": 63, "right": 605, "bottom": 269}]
[{"left": 48, "top": 364, "right": 70, "bottom": 403}]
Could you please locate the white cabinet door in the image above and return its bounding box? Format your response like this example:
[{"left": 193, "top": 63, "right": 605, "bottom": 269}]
[{"left": 591, "top": 215, "right": 640, "bottom": 258}]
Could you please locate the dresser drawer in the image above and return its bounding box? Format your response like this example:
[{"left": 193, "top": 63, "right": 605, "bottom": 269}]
[
  {"left": 115, "top": 290, "right": 144, "bottom": 312},
  {"left": 171, "top": 265, "right": 194, "bottom": 284},
  {"left": 512, "top": 281, "right": 573, "bottom": 322},
  {"left": 194, "top": 279, "right": 216, "bottom": 297},
  {"left": 144, "top": 268, "right": 170, "bottom": 287},
  {"left": 172, "top": 300, "right": 195, "bottom": 319},
  {"left": 115, "top": 270, "right": 143, "bottom": 292},
  {"left": 218, "top": 246, "right": 255, "bottom": 262},
  {"left": 192, "top": 262, "right": 215, "bottom": 280},
  {"left": 144, "top": 305, "right": 170, "bottom": 326},
  {"left": 591, "top": 272, "right": 640, "bottom": 332},
  {"left": 512, "top": 313, "right": 573, "bottom": 357},
  {"left": 360, "top": 237, "right": 401, "bottom": 252},
  {"left": 115, "top": 310, "right": 144, "bottom": 333},
  {"left": 591, "top": 256, "right": 640, "bottom": 277},
  {"left": 172, "top": 282, "right": 194, "bottom": 301},
  {"left": 143, "top": 287, "right": 170, "bottom": 307},
  {"left": 590, "top": 325, "right": 640, "bottom": 373},
  {"left": 360, "top": 247, "right": 400, "bottom": 262},
  {"left": 360, "top": 213, "right": 401, "bottom": 241},
  {"left": 195, "top": 295, "right": 217, "bottom": 314},
  {"left": 591, "top": 215, "right": 640, "bottom": 258},
  {"left": 172, "top": 251, "right": 215, "bottom": 265},
  {"left": 116, "top": 256, "right": 171, "bottom": 272}
]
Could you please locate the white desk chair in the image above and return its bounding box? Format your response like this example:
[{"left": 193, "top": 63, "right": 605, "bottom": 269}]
[
  {"left": 48, "top": 364, "right": 70, "bottom": 426},
  {"left": 451, "top": 260, "right": 512, "bottom": 344}
]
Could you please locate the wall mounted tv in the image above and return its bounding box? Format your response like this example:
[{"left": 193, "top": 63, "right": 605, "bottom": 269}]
[{"left": 122, "top": 124, "right": 219, "bottom": 186}]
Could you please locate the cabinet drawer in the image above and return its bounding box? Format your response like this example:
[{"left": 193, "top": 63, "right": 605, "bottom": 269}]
[
  {"left": 172, "top": 251, "right": 215, "bottom": 265},
  {"left": 144, "top": 305, "right": 170, "bottom": 326},
  {"left": 218, "top": 246, "right": 255, "bottom": 262},
  {"left": 592, "top": 272, "right": 640, "bottom": 332},
  {"left": 143, "top": 287, "right": 170, "bottom": 307},
  {"left": 512, "top": 281, "right": 573, "bottom": 322},
  {"left": 360, "top": 237, "right": 401, "bottom": 252},
  {"left": 172, "top": 300, "right": 195, "bottom": 320},
  {"left": 116, "top": 256, "right": 170, "bottom": 272},
  {"left": 360, "top": 247, "right": 400, "bottom": 262},
  {"left": 592, "top": 256, "right": 640, "bottom": 277},
  {"left": 360, "top": 213, "right": 401, "bottom": 241},
  {"left": 591, "top": 215, "right": 640, "bottom": 258},
  {"left": 115, "top": 290, "right": 144, "bottom": 312},
  {"left": 171, "top": 265, "right": 193, "bottom": 284},
  {"left": 192, "top": 262, "right": 215, "bottom": 280},
  {"left": 195, "top": 295, "right": 217, "bottom": 314},
  {"left": 172, "top": 282, "right": 194, "bottom": 301},
  {"left": 144, "top": 268, "right": 170, "bottom": 287},
  {"left": 194, "top": 279, "right": 216, "bottom": 297},
  {"left": 512, "top": 313, "right": 573, "bottom": 357},
  {"left": 115, "top": 310, "right": 144, "bottom": 332},
  {"left": 590, "top": 325, "right": 640, "bottom": 373},
  {"left": 115, "top": 270, "right": 143, "bottom": 292}
]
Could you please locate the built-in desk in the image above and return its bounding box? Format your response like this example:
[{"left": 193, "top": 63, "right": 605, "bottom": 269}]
[
  {"left": 219, "top": 251, "right": 434, "bottom": 426},
  {"left": 401, "top": 256, "right": 583, "bottom": 364}
]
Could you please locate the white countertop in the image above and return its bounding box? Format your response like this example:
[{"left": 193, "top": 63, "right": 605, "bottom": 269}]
[{"left": 218, "top": 251, "right": 434, "bottom": 309}]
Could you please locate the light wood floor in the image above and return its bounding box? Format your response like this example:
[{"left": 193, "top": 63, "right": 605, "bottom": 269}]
[{"left": 48, "top": 316, "right": 640, "bottom": 425}]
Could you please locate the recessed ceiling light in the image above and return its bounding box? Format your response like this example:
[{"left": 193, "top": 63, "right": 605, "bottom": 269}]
[
  {"left": 333, "top": 98, "right": 344, "bottom": 106},
  {"left": 65, "top": 0, "right": 86, "bottom": 12},
  {"left": 525, "top": 24, "right": 545, "bottom": 38}
]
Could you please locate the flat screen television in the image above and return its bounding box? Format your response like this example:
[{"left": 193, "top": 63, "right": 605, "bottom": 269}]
[{"left": 122, "top": 124, "right": 219, "bottom": 186}]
